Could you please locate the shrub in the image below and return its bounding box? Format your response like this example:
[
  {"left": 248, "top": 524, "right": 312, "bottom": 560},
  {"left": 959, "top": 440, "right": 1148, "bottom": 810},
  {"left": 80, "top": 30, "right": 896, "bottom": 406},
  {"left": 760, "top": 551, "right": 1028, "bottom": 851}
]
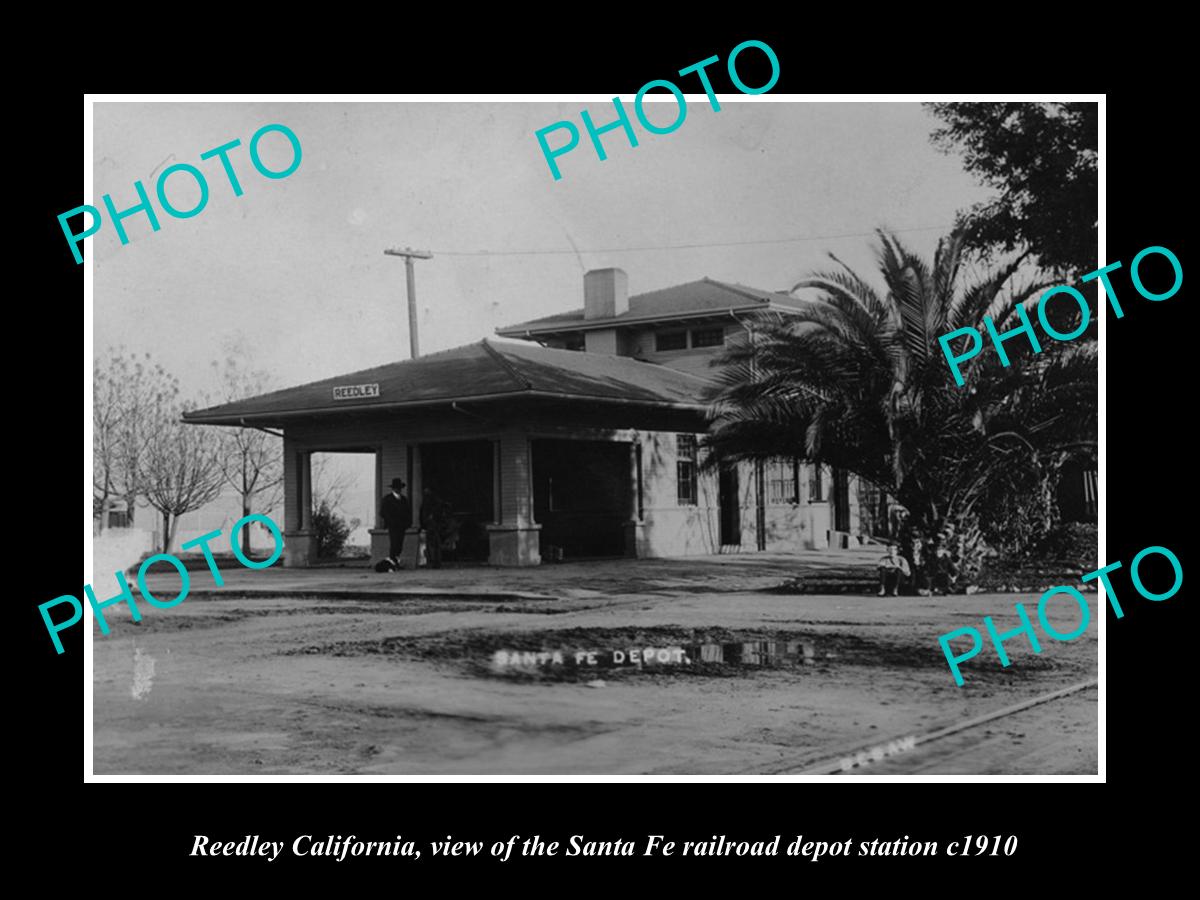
[
  {"left": 1034, "top": 521, "right": 1098, "bottom": 569},
  {"left": 312, "top": 499, "right": 351, "bottom": 559},
  {"left": 978, "top": 463, "right": 1060, "bottom": 558}
]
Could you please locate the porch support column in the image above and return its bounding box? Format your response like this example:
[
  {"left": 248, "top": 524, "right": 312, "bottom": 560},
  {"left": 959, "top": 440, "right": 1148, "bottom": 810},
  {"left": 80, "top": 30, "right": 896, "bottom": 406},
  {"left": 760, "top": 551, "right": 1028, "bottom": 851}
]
[
  {"left": 283, "top": 441, "right": 315, "bottom": 567},
  {"left": 406, "top": 443, "right": 425, "bottom": 568},
  {"left": 487, "top": 430, "right": 541, "bottom": 566},
  {"left": 370, "top": 440, "right": 410, "bottom": 565},
  {"left": 624, "top": 440, "right": 645, "bottom": 558}
]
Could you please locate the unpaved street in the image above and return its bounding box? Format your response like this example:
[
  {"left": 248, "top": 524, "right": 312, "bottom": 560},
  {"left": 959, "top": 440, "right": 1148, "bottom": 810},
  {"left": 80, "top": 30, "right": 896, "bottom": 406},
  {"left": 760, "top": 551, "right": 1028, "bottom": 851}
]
[{"left": 92, "top": 554, "right": 1098, "bottom": 775}]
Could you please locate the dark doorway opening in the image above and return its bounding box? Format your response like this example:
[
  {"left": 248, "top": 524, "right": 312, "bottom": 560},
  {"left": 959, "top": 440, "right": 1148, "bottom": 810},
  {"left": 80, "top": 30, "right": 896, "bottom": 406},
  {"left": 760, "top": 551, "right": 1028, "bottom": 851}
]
[
  {"left": 719, "top": 465, "right": 741, "bottom": 547},
  {"left": 833, "top": 467, "right": 852, "bottom": 533},
  {"left": 754, "top": 461, "right": 767, "bottom": 551},
  {"left": 532, "top": 439, "right": 630, "bottom": 559},
  {"left": 419, "top": 440, "right": 494, "bottom": 562}
]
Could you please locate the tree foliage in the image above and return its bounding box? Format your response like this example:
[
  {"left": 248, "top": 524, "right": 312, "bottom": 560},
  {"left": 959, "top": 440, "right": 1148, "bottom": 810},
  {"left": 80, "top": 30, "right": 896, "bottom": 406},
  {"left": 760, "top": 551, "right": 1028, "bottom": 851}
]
[
  {"left": 95, "top": 348, "right": 226, "bottom": 551},
  {"left": 704, "top": 229, "right": 1097, "bottom": 590},
  {"left": 211, "top": 349, "right": 284, "bottom": 556},
  {"left": 927, "top": 102, "right": 1098, "bottom": 279},
  {"left": 93, "top": 350, "right": 180, "bottom": 529},
  {"left": 311, "top": 454, "right": 355, "bottom": 514},
  {"left": 141, "top": 403, "right": 225, "bottom": 553}
]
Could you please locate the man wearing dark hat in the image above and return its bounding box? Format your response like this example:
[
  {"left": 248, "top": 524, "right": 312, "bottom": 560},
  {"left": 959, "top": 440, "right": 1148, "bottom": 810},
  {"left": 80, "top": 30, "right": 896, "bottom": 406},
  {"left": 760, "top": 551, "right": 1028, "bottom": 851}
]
[{"left": 379, "top": 478, "right": 411, "bottom": 571}]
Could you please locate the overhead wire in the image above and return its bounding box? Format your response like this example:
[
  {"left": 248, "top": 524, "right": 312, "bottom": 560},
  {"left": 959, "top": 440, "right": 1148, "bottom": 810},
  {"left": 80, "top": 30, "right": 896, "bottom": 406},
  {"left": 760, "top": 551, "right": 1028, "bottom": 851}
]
[{"left": 431, "top": 223, "right": 955, "bottom": 257}]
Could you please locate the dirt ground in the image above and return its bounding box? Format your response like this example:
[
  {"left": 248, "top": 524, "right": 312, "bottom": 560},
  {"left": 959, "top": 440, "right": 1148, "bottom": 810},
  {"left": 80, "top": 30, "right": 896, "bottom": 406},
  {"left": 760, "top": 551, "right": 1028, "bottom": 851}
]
[{"left": 92, "top": 553, "right": 1098, "bottom": 775}]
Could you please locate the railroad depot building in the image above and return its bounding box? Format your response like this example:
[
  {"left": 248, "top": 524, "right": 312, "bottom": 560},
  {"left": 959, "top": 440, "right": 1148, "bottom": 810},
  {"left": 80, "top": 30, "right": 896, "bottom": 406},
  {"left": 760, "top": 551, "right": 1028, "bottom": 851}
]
[{"left": 183, "top": 269, "right": 867, "bottom": 567}]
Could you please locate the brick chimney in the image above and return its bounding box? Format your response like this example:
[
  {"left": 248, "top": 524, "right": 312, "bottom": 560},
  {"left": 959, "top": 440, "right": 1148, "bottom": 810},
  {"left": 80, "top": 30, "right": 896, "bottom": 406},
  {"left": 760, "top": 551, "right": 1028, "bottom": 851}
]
[{"left": 583, "top": 268, "right": 629, "bottom": 320}]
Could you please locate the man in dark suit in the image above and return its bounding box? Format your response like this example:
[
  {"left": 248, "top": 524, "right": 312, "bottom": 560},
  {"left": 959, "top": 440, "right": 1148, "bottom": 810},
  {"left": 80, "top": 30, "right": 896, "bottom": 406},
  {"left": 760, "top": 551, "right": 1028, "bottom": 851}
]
[{"left": 379, "top": 478, "right": 411, "bottom": 570}]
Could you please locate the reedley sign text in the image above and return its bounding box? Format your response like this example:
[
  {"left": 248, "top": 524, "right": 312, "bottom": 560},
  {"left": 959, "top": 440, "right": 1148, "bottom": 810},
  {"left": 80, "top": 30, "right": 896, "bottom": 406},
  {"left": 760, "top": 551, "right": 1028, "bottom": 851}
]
[{"left": 332, "top": 383, "right": 380, "bottom": 401}]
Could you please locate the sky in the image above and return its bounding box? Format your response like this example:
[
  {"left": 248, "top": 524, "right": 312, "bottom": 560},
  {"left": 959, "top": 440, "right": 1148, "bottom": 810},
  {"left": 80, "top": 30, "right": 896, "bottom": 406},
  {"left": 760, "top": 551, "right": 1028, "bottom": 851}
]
[{"left": 92, "top": 100, "right": 994, "bottom": 401}]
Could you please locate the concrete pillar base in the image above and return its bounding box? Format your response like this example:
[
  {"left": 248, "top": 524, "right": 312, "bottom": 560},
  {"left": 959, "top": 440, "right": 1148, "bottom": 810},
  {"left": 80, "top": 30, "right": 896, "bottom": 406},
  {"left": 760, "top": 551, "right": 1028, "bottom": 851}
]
[
  {"left": 405, "top": 528, "right": 424, "bottom": 571},
  {"left": 487, "top": 523, "right": 542, "bottom": 566},
  {"left": 283, "top": 531, "right": 314, "bottom": 567},
  {"left": 369, "top": 528, "right": 390, "bottom": 563}
]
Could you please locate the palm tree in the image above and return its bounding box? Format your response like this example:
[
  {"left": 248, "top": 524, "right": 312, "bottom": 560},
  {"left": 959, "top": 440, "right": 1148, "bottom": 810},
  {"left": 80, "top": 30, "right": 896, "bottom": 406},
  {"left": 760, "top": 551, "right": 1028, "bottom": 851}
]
[{"left": 704, "top": 229, "right": 1096, "bottom": 589}]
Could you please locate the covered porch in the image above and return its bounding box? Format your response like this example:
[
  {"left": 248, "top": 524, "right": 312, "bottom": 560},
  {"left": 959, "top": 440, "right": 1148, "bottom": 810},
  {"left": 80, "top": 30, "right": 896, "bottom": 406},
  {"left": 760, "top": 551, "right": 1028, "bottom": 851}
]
[
  {"left": 280, "top": 425, "right": 656, "bottom": 568},
  {"left": 182, "top": 339, "right": 711, "bottom": 568}
]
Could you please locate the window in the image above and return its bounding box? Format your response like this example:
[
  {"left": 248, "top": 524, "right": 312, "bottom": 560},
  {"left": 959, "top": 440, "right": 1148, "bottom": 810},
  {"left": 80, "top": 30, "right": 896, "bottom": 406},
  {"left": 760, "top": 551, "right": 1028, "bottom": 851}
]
[
  {"left": 691, "top": 327, "right": 725, "bottom": 348},
  {"left": 676, "top": 434, "right": 698, "bottom": 505},
  {"left": 656, "top": 331, "right": 688, "bottom": 352},
  {"left": 562, "top": 335, "right": 585, "bottom": 351},
  {"left": 808, "top": 464, "right": 825, "bottom": 502},
  {"left": 103, "top": 498, "right": 131, "bottom": 529},
  {"left": 768, "top": 458, "right": 800, "bottom": 505},
  {"left": 1083, "top": 468, "right": 1097, "bottom": 520}
]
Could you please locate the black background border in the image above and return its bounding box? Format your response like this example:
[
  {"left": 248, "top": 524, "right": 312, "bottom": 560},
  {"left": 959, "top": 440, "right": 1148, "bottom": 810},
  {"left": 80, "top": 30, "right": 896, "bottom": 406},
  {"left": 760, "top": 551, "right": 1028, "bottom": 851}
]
[{"left": 20, "top": 25, "right": 1188, "bottom": 881}]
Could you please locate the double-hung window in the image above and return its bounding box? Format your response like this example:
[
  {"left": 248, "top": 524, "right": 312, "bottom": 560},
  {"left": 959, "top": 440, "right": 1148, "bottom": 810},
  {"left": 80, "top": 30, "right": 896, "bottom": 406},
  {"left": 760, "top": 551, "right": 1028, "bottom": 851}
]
[
  {"left": 769, "top": 458, "right": 801, "bottom": 504},
  {"left": 676, "top": 434, "right": 698, "bottom": 505}
]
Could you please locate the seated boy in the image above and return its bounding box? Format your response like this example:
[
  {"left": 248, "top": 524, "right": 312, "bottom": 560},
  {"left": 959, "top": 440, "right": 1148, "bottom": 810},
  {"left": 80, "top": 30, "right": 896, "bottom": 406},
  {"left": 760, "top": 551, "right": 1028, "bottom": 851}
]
[{"left": 877, "top": 544, "right": 911, "bottom": 596}]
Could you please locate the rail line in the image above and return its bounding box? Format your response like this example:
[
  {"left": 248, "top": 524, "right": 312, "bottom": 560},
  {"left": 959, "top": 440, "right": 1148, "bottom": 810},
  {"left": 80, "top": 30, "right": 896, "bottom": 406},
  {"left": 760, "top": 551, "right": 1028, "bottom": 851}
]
[{"left": 749, "top": 678, "right": 1099, "bottom": 775}]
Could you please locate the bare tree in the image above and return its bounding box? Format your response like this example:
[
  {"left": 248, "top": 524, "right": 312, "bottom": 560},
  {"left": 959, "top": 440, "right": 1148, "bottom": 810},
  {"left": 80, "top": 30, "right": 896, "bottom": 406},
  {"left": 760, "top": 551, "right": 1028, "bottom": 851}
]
[
  {"left": 143, "top": 404, "right": 225, "bottom": 552},
  {"left": 93, "top": 350, "right": 180, "bottom": 531},
  {"left": 212, "top": 350, "right": 284, "bottom": 556},
  {"left": 311, "top": 453, "right": 356, "bottom": 514}
]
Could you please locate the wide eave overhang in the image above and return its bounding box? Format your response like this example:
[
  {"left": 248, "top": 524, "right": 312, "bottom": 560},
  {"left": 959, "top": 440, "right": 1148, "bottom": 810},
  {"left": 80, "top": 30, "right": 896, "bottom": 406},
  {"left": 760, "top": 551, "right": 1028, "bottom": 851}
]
[
  {"left": 495, "top": 302, "right": 800, "bottom": 340},
  {"left": 182, "top": 338, "right": 716, "bottom": 430},
  {"left": 182, "top": 389, "right": 710, "bottom": 428}
]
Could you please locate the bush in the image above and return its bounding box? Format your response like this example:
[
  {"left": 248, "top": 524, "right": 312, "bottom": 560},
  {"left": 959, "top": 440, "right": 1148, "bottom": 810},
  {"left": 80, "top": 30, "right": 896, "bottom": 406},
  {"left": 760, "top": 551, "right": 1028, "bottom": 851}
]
[
  {"left": 976, "top": 522, "right": 1098, "bottom": 591},
  {"left": 977, "top": 457, "right": 1061, "bottom": 558},
  {"left": 1033, "top": 521, "right": 1098, "bottom": 569},
  {"left": 312, "top": 500, "right": 351, "bottom": 559}
]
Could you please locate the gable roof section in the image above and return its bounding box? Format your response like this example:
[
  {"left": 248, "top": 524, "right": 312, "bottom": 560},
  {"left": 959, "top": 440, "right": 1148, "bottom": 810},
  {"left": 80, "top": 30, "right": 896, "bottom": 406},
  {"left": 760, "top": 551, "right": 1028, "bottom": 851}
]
[
  {"left": 182, "top": 339, "right": 714, "bottom": 426},
  {"left": 495, "top": 277, "right": 805, "bottom": 335}
]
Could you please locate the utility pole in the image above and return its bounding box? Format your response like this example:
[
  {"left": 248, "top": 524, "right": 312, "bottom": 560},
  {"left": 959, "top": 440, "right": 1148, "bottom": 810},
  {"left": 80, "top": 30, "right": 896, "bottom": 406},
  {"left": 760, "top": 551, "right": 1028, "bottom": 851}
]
[{"left": 383, "top": 247, "right": 433, "bottom": 359}]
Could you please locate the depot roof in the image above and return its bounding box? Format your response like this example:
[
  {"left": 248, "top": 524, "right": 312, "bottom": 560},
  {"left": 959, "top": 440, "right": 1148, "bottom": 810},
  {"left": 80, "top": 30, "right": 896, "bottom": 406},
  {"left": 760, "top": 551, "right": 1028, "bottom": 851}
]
[
  {"left": 182, "top": 339, "right": 716, "bottom": 427},
  {"left": 495, "top": 277, "right": 806, "bottom": 336}
]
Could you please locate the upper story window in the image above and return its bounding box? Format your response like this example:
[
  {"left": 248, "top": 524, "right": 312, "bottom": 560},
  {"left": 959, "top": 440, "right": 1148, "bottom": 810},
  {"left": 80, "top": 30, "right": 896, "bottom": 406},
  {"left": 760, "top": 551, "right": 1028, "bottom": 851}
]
[
  {"left": 656, "top": 331, "right": 688, "bottom": 352},
  {"left": 690, "top": 327, "right": 725, "bottom": 348}
]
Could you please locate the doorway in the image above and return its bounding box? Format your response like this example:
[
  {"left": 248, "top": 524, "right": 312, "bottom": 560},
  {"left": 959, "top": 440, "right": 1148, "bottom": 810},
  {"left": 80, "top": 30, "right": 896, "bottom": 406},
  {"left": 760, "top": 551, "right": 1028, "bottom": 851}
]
[
  {"left": 718, "top": 465, "right": 741, "bottom": 548},
  {"left": 833, "top": 467, "right": 852, "bottom": 533},
  {"left": 309, "top": 450, "right": 377, "bottom": 563},
  {"left": 419, "top": 440, "right": 495, "bottom": 562},
  {"left": 531, "top": 439, "right": 630, "bottom": 559}
]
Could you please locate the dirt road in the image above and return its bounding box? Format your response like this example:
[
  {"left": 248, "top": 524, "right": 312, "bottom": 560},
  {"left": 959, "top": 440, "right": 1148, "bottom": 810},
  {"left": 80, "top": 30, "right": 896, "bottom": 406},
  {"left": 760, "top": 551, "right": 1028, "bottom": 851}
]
[
  {"left": 852, "top": 686, "right": 1098, "bottom": 775},
  {"left": 92, "top": 557, "right": 1098, "bottom": 775}
]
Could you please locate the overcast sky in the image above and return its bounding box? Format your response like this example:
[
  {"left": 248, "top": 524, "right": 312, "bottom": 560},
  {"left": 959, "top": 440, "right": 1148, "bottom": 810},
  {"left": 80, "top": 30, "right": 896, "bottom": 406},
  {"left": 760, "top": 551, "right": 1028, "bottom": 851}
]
[{"left": 92, "top": 100, "right": 992, "bottom": 400}]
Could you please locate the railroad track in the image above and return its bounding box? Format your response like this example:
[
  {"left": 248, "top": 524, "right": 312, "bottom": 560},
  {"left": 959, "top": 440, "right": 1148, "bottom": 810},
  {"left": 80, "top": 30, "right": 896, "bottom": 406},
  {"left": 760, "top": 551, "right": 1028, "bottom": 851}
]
[{"left": 748, "top": 678, "right": 1099, "bottom": 775}]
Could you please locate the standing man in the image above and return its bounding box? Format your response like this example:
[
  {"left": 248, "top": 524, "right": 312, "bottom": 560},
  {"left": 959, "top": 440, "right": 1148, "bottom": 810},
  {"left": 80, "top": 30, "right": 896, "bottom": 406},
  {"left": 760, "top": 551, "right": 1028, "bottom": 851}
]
[{"left": 379, "top": 478, "right": 411, "bottom": 571}]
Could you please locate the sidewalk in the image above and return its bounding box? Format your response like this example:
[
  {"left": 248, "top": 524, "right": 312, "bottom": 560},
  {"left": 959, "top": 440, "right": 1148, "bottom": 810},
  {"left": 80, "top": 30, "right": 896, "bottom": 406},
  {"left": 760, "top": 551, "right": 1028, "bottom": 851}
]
[{"left": 136, "top": 548, "right": 882, "bottom": 602}]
